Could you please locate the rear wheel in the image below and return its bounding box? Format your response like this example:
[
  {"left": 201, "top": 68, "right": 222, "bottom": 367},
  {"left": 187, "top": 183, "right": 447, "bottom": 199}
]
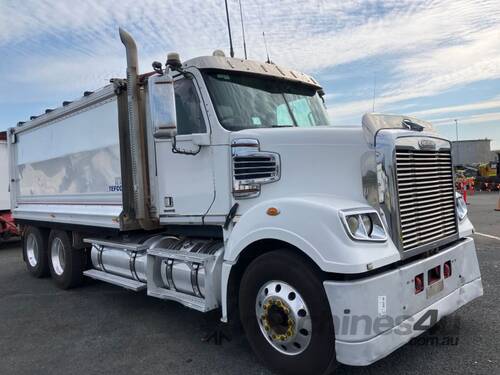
[
  {"left": 239, "top": 250, "right": 336, "bottom": 375},
  {"left": 48, "top": 230, "right": 84, "bottom": 289},
  {"left": 22, "top": 226, "right": 50, "bottom": 278}
]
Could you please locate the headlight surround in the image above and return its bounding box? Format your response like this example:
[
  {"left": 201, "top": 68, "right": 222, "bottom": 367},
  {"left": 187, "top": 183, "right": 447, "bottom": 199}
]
[
  {"left": 339, "top": 209, "right": 387, "bottom": 242},
  {"left": 456, "top": 193, "right": 468, "bottom": 221}
]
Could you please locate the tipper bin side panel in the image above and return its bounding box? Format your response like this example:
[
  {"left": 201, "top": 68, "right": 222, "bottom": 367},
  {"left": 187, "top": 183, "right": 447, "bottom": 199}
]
[{"left": 12, "top": 94, "right": 124, "bottom": 229}]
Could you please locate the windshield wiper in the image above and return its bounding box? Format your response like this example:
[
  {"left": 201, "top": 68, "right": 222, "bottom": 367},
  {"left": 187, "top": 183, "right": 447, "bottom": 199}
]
[
  {"left": 281, "top": 93, "right": 299, "bottom": 127},
  {"left": 271, "top": 125, "right": 295, "bottom": 128}
]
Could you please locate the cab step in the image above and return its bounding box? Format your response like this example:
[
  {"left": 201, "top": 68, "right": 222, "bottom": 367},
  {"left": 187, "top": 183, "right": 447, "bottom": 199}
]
[{"left": 84, "top": 269, "right": 147, "bottom": 292}]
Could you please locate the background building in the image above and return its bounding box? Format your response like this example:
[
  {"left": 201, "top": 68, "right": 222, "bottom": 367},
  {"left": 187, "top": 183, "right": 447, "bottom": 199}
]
[{"left": 451, "top": 139, "right": 498, "bottom": 166}]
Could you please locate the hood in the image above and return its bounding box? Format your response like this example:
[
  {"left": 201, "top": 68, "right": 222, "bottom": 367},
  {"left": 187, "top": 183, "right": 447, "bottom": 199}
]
[{"left": 230, "top": 126, "right": 371, "bottom": 209}]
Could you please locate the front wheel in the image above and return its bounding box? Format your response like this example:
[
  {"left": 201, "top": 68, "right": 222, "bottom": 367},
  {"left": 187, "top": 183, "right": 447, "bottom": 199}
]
[{"left": 239, "top": 250, "right": 336, "bottom": 375}]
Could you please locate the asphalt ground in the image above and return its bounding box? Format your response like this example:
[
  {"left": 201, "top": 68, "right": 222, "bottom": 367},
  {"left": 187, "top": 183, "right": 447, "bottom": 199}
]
[{"left": 0, "top": 192, "right": 499, "bottom": 375}]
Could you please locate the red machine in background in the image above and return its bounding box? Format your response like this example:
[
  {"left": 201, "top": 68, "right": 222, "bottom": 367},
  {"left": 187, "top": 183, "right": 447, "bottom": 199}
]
[
  {"left": 0, "top": 211, "right": 18, "bottom": 240},
  {"left": 0, "top": 131, "right": 18, "bottom": 241}
]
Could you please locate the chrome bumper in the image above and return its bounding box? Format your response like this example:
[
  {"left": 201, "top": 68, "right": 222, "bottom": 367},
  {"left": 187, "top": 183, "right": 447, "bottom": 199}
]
[{"left": 324, "top": 237, "right": 483, "bottom": 366}]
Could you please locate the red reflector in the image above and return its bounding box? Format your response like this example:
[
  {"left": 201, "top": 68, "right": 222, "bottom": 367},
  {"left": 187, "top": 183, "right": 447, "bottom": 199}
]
[
  {"left": 415, "top": 273, "right": 424, "bottom": 294},
  {"left": 444, "top": 261, "right": 452, "bottom": 278}
]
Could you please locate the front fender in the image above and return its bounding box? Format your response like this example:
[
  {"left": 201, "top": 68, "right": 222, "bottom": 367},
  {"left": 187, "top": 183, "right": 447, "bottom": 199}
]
[
  {"left": 226, "top": 195, "right": 401, "bottom": 274},
  {"left": 220, "top": 195, "right": 401, "bottom": 322}
]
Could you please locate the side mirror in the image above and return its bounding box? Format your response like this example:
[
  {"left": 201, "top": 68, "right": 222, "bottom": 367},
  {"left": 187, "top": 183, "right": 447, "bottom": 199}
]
[{"left": 149, "top": 74, "right": 177, "bottom": 139}]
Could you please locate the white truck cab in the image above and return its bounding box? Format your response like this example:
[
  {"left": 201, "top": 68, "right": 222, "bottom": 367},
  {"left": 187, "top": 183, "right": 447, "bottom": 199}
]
[{"left": 8, "top": 28, "right": 482, "bottom": 375}]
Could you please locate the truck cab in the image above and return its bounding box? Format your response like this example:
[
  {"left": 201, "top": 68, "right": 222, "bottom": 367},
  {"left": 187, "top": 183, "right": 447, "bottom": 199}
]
[{"left": 8, "top": 28, "right": 482, "bottom": 375}]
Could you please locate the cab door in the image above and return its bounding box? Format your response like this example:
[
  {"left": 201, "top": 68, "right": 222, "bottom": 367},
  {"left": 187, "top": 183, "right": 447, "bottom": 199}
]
[{"left": 155, "top": 76, "right": 215, "bottom": 222}]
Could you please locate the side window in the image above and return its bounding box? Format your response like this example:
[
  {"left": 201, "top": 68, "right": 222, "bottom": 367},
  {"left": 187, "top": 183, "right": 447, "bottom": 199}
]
[{"left": 174, "top": 78, "right": 207, "bottom": 135}]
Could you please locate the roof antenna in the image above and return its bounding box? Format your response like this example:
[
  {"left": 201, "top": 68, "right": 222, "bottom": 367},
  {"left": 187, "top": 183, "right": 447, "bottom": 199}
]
[
  {"left": 238, "top": 0, "right": 247, "bottom": 59},
  {"left": 372, "top": 72, "right": 377, "bottom": 112},
  {"left": 258, "top": 3, "right": 271, "bottom": 63},
  {"left": 224, "top": 0, "right": 235, "bottom": 58},
  {"left": 263, "top": 32, "right": 271, "bottom": 63}
]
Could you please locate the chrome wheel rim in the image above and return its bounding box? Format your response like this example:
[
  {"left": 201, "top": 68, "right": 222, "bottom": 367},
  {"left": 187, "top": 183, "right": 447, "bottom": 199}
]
[
  {"left": 50, "top": 238, "right": 65, "bottom": 276},
  {"left": 255, "top": 280, "right": 312, "bottom": 355},
  {"left": 26, "top": 233, "right": 39, "bottom": 267}
]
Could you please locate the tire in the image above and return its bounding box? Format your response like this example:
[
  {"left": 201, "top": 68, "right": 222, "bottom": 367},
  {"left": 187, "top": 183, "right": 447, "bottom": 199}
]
[
  {"left": 239, "top": 249, "right": 336, "bottom": 375},
  {"left": 22, "top": 226, "right": 50, "bottom": 278},
  {"left": 48, "top": 230, "right": 84, "bottom": 289}
]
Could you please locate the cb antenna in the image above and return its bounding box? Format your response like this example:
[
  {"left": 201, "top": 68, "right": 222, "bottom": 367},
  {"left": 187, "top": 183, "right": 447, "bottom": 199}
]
[
  {"left": 224, "top": 0, "right": 235, "bottom": 58},
  {"left": 263, "top": 32, "right": 271, "bottom": 63},
  {"left": 372, "top": 72, "right": 377, "bottom": 112},
  {"left": 258, "top": 1, "right": 271, "bottom": 63},
  {"left": 238, "top": 0, "right": 247, "bottom": 59}
]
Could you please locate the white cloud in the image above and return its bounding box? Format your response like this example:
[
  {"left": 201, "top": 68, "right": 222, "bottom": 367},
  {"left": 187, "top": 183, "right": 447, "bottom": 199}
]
[
  {"left": 430, "top": 112, "right": 500, "bottom": 126},
  {"left": 410, "top": 98, "right": 500, "bottom": 117},
  {"left": 0, "top": 0, "right": 499, "bottom": 133}
]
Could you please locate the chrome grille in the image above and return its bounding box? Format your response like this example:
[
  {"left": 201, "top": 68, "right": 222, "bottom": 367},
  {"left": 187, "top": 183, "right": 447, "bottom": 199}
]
[
  {"left": 233, "top": 155, "right": 279, "bottom": 182},
  {"left": 395, "top": 148, "right": 458, "bottom": 250}
]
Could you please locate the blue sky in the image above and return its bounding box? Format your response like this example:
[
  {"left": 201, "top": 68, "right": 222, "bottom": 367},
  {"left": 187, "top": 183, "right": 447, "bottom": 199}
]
[{"left": 1, "top": 0, "right": 499, "bottom": 148}]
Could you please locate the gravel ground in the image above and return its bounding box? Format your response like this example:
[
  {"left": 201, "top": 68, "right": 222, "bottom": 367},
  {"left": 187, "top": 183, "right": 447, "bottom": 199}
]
[{"left": 0, "top": 192, "right": 498, "bottom": 375}]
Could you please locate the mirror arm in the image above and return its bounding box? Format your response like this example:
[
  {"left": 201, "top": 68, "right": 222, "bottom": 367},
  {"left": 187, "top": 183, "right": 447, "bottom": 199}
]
[
  {"left": 154, "top": 126, "right": 176, "bottom": 139},
  {"left": 171, "top": 135, "right": 202, "bottom": 156}
]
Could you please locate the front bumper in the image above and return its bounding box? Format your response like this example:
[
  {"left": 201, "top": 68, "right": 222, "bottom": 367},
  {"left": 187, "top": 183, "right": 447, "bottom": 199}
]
[{"left": 324, "top": 237, "right": 483, "bottom": 366}]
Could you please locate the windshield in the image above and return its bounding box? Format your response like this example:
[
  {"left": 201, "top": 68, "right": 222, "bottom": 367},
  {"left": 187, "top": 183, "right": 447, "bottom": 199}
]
[{"left": 203, "top": 71, "right": 330, "bottom": 131}]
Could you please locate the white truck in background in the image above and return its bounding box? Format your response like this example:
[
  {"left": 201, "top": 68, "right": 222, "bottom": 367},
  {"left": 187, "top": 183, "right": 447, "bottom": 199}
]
[
  {"left": 0, "top": 131, "right": 18, "bottom": 240},
  {"left": 7, "top": 28, "right": 482, "bottom": 374}
]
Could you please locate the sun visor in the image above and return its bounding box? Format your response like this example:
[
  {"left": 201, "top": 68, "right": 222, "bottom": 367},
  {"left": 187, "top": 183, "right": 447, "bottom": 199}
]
[{"left": 362, "top": 113, "right": 436, "bottom": 146}]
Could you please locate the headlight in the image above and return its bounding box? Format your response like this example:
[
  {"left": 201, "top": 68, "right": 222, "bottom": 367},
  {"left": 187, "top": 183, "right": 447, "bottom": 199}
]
[
  {"left": 340, "top": 209, "right": 387, "bottom": 242},
  {"left": 456, "top": 193, "right": 468, "bottom": 221}
]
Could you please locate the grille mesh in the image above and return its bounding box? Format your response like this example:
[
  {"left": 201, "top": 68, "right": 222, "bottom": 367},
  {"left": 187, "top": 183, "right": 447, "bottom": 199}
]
[{"left": 395, "top": 148, "right": 458, "bottom": 250}]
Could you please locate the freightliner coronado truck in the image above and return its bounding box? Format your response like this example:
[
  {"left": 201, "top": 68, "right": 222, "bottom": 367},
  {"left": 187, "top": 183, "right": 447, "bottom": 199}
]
[{"left": 7, "top": 29, "right": 482, "bottom": 374}]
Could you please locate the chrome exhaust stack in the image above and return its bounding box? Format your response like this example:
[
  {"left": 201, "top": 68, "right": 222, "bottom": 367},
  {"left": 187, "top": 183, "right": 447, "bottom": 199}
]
[{"left": 119, "top": 28, "right": 153, "bottom": 229}]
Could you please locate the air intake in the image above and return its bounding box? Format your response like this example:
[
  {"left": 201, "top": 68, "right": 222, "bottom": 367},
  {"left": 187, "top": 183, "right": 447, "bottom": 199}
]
[{"left": 231, "top": 139, "right": 280, "bottom": 198}]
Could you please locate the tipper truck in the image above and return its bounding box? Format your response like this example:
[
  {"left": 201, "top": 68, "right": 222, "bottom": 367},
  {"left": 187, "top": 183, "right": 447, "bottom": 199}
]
[{"left": 7, "top": 28, "right": 482, "bottom": 375}]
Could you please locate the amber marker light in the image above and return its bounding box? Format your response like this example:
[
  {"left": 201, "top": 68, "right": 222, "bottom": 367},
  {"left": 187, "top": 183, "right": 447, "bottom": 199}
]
[{"left": 266, "top": 207, "right": 280, "bottom": 216}]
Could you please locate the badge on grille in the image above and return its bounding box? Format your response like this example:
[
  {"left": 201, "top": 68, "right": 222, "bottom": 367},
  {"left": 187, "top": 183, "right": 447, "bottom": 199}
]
[{"left": 418, "top": 139, "right": 436, "bottom": 150}]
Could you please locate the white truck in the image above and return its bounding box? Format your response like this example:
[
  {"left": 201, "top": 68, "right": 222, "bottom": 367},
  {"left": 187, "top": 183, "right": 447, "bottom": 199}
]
[
  {"left": 0, "top": 132, "right": 9, "bottom": 213},
  {"left": 7, "top": 29, "right": 482, "bottom": 374},
  {"left": 1, "top": 131, "right": 18, "bottom": 240}
]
